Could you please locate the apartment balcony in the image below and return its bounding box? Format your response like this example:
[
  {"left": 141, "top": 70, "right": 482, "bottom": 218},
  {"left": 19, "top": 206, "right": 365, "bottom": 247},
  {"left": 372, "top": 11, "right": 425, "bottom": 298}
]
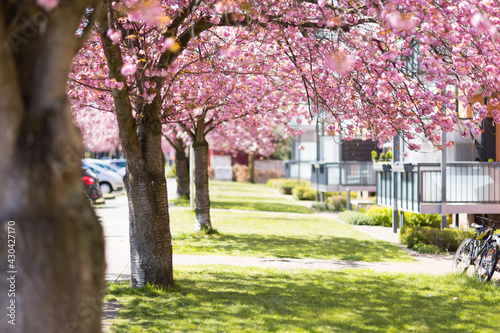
[
  {"left": 310, "top": 161, "right": 376, "bottom": 192},
  {"left": 376, "top": 162, "right": 500, "bottom": 214}
]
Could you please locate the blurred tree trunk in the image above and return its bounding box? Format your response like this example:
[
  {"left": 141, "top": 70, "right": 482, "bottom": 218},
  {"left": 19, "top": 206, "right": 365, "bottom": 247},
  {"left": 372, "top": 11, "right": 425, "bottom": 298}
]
[
  {"left": 0, "top": 2, "right": 105, "bottom": 332},
  {"left": 248, "top": 153, "right": 255, "bottom": 183},
  {"left": 164, "top": 136, "right": 190, "bottom": 199}
]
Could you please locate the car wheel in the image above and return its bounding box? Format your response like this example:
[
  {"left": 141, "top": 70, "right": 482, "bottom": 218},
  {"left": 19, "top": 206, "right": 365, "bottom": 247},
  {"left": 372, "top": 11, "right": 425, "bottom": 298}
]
[{"left": 100, "top": 182, "right": 112, "bottom": 194}]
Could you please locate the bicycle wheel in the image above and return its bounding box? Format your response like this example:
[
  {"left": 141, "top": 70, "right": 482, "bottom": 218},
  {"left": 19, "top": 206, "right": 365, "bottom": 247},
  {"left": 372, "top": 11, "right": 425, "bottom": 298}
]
[
  {"left": 477, "top": 242, "right": 499, "bottom": 282},
  {"left": 452, "top": 238, "right": 473, "bottom": 274}
]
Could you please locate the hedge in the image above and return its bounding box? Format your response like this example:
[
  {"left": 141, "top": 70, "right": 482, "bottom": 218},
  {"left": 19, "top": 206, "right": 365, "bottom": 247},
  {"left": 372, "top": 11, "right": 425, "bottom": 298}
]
[
  {"left": 400, "top": 226, "right": 472, "bottom": 253},
  {"left": 292, "top": 185, "right": 316, "bottom": 201},
  {"left": 365, "top": 207, "right": 443, "bottom": 228}
]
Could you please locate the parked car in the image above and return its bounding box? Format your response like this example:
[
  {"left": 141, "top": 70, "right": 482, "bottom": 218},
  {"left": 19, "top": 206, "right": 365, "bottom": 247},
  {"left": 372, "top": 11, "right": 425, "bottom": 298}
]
[
  {"left": 82, "top": 160, "right": 124, "bottom": 194},
  {"left": 82, "top": 168, "right": 102, "bottom": 204},
  {"left": 107, "top": 158, "right": 126, "bottom": 169},
  {"left": 84, "top": 158, "right": 126, "bottom": 177}
]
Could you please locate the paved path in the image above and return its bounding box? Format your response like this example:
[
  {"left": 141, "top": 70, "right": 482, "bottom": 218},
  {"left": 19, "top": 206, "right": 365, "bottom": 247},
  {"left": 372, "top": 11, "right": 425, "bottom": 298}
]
[{"left": 96, "top": 179, "right": 455, "bottom": 283}]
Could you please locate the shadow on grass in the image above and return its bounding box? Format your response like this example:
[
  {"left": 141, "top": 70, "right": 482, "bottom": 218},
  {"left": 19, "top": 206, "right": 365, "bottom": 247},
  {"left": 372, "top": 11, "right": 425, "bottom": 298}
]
[
  {"left": 172, "top": 198, "right": 314, "bottom": 214},
  {"left": 210, "top": 200, "right": 313, "bottom": 214},
  {"left": 108, "top": 269, "right": 499, "bottom": 332},
  {"left": 172, "top": 233, "right": 410, "bottom": 262}
]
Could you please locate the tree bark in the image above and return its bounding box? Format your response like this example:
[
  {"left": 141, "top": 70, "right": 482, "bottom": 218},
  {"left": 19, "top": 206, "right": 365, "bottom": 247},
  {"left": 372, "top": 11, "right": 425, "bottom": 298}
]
[
  {"left": 193, "top": 139, "right": 212, "bottom": 230},
  {"left": 97, "top": 14, "right": 173, "bottom": 287},
  {"left": 175, "top": 143, "right": 190, "bottom": 199},
  {"left": 165, "top": 136, "right": 190, "bottom": 199},
  {"left": 248, "top": 153, "right": 255, "bottom": 183},
  {"left": 0, "top": 2, "right": 105, "bottom": 332}
]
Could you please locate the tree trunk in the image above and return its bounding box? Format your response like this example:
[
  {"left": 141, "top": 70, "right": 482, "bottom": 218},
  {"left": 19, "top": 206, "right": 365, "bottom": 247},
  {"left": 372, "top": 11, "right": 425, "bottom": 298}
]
[
  {"left": 248, "top": 153, "right": 256, "bottom": 183},
  {"left": 169, "top": 138, "right": 190, "bottom": 199},
  {"left": 124, "top": 146, "right": 173, "bottom": 287},
  {"left": 193, "top": 139, "right": 212, "bottom": 230},
  {"left": 0, "top": 2, "right": 105, "bottom": 332},
  {"left": 97, "top": 18, "right": 173, "bottom": 287},
  {"left": 176, "top": 146, "right": 190, "bottom": 199}
]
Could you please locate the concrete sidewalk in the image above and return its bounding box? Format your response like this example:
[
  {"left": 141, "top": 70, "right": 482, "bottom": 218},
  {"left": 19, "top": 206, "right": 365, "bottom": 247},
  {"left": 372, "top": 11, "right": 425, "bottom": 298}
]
[{"left": 96, "top": 180, "right": 455, "bottom": 282}]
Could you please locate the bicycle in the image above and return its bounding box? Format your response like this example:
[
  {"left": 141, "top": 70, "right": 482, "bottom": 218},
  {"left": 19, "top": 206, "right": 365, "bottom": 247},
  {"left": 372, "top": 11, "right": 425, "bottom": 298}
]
[{"left": 452, "top": 217, "right": 500, "bottom": 282}]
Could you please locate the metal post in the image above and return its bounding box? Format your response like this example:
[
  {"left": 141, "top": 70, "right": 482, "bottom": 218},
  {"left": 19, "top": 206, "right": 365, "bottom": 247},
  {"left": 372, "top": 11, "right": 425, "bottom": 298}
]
[
  {"left": 392, "top": 134, "right": 400, "bottom": 233},
  {"left": 316, "top": 115, "right": 320, "bottom": 201},
  {"left": 189, "top": 143, "right": 195, "bottom": 210},
  {"left": 346, "top": 188, "right": 351, "bottom": 210},
  {"left": 441, "top": 130, "right": 447, "bottom": 229},
  {"left": 441, "top": 87, "right": 447, "bottom": 229},
  {"left": 297, "top": 133, "right": 301, "bottom": 185}
]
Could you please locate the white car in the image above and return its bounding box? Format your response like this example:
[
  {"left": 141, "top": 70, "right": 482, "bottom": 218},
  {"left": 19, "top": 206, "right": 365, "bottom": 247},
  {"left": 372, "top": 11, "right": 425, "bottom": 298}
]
[
  {"left": 107, "top": 158, "right": 126, "bottom": 170},
  {"left": 85, "top": 158, "right": 126, "bottom": 177},
  {"left": 82, "top": 160, "right": 124, "bottom": 194}
]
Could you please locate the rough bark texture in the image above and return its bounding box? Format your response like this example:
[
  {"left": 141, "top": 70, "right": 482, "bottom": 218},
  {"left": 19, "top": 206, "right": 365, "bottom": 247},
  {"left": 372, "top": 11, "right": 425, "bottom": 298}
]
[
  {"left": 175, "top": 142, "right": 190, "bottom": 199},
  {"left": 0, "top": 2, "right": 105, "bottom": 332},
  {"left": 165, "top": 137, "right": 190, "bottom": 199},
  {"left": 98, "top": 13, "right": 173, "bottom": 287},
  {"left": 192, "top": 118, "right": 212, "bottom": 230}
]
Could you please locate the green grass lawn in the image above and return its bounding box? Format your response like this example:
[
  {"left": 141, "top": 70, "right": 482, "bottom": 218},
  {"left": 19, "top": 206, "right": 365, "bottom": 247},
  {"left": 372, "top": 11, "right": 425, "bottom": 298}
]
[
  {"left": 172, "top": 181, "right": 314, "bottom": 214},
  {"left": 170, "top": 209, "right": 414, "bottom": 262},
  {"left": 107, "top": 266, "right": 500, "bottom": 333}
]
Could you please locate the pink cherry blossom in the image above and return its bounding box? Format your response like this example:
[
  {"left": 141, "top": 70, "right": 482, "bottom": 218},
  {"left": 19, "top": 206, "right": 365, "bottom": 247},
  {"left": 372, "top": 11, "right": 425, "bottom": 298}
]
[
  {"left": 121, "top": 63, "right": 137, "bottom": 76},
  {"left": 107, "top": 29, "right": 122, "bottom": 45}
]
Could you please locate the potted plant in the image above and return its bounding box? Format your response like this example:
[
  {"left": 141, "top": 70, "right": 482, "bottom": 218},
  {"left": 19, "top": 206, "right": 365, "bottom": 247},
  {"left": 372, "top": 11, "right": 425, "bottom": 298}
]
[
  {"left": 371, "top": 150, "right": 378, "bottom": 161},
  {"left": 385, "top": 150, "right": 392, "bottom": 161}
]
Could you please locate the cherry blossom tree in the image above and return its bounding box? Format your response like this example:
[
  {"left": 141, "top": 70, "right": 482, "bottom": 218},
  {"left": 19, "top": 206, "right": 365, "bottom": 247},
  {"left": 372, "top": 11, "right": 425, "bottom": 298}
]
[
  {"left": 0, "top": 1, "right": 105, "bottom": 332},
  {"left": 163, "top": 40, "right": 305, "bottom": 229},
  {"left": 74, "top": 107, "right": 121, "bottom": 152},
  {"left": 69, "top": 0, "right": 500, "bottom": 288}
]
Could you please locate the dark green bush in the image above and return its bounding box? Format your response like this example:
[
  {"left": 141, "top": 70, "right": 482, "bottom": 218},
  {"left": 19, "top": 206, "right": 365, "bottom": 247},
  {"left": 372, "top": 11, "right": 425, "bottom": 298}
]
[
  {"left": 337, "top": 210, "right": 375, "bottom": 225},
  {"left": 292, "top": 185, "right": 316, "bottom": 201},
  {"left": 400, "top": 226, "right": 472, "bottom": 253}
]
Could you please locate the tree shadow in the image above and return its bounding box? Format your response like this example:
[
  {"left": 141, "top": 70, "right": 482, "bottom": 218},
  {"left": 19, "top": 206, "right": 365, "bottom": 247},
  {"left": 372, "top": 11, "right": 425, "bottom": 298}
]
[
  {"left": 173, "top": 233, "right": 410, "bottom": 262},
  {"left": 109, "top": 269, "right": 499, "bottom": 332}
]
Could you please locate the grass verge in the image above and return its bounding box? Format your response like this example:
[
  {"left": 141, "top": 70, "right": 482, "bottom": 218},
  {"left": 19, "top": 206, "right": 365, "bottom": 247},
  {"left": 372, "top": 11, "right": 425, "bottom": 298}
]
[
  {"left": 172, "top": 181, "right": 314, "bottom": 214},
  {"left": 170, "top": 209, "right": 414, "bottom": 262},
  {"left": 107, "top": 266, "right": 500, "bottom": 333}
]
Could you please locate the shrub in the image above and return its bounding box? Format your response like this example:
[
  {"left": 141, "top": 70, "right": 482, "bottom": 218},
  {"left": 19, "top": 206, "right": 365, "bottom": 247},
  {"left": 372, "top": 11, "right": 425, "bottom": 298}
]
[
  {"left": 371, "top": 150, "right": 378, "bottom": 160},
  {"left": 292, "top": 185, "right": 316, "bottom": 201},
  {"left": 327, "top": 195, "right": 347, "bottom": 211},
  {"left": 379, "top": 152, "right": 386, "bottom": 161},
  {"left": 365, "top": 207, "right": 442, "bottom": 228},
  {"left": 400, "top": 226, "right": 472, "bottom": 253},
  {"left": 411, "top": 242, "right": 443, "bottom": 254},
  {"left": 337, "top": 210, "right": 375, "bottom": 225},
  {"left": 404, "top": 212, "right": 441, "bottom": 228},
  {"left": 366, "top": 207, "right": 392, "bottom": 227},
  {"left": 266, "top": 178, "right": 308, "bottom": 194},
  {"left": 386, "top": 150, "right": 392, "bottom": 160}
]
